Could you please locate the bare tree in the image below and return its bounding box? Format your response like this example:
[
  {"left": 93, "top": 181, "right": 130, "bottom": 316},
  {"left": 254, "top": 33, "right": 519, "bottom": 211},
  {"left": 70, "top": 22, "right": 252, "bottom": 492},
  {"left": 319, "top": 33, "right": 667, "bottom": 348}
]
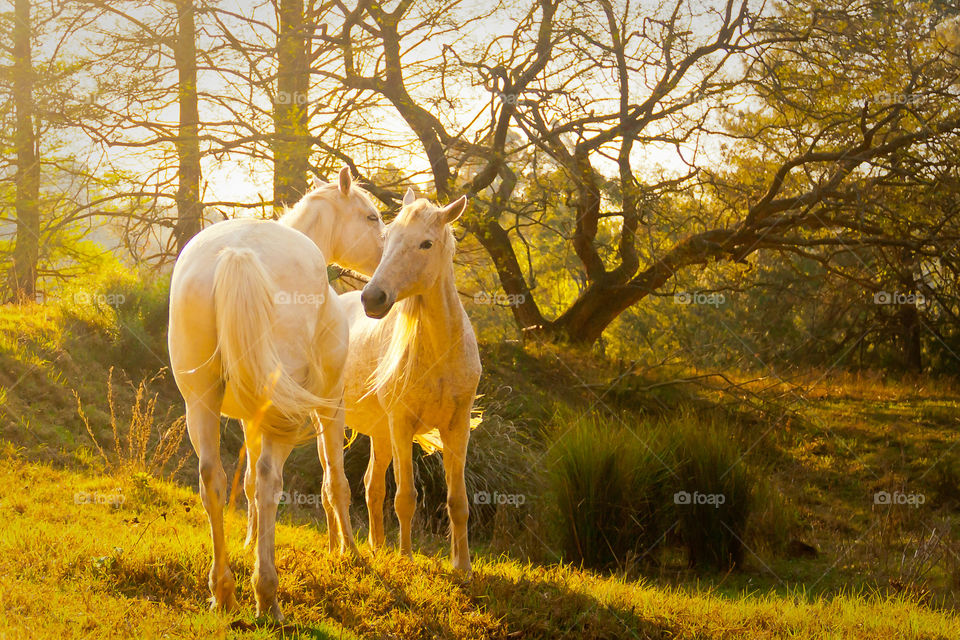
[
  {"left": 8, "top": 0, "right": 40, "bottom": 300},
  {"left": 323, "top": 0, "right": 960, "bottom": 346}
]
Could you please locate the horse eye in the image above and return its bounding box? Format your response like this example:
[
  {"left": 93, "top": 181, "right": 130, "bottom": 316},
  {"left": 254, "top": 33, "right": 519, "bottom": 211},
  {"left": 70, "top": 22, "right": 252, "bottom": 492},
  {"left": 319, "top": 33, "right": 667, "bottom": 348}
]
[
  {"left": 419, "top": 240, "right": 433, "bottom": 250},
  {"left": 367, "top": 214, "right": 379, "bottom": 221}
]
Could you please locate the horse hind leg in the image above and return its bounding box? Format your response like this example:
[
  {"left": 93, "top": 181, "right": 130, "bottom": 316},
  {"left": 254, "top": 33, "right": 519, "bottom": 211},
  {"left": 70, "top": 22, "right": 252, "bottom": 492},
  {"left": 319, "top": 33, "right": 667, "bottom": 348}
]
[
  {"left": 364, "top": 431, "right": 391, "bottom": 551},
  {"left": 242, "top": 420, "right": 262, "bottom": 550},
  {"left": 317, "top": 403, "right": 358, "bottom": 556},
  {"left": 251, "top": 433, "right": 294, "bottom": 622},
  {"left": 186, "top": 399, "right": 237, "bottom": 610}
]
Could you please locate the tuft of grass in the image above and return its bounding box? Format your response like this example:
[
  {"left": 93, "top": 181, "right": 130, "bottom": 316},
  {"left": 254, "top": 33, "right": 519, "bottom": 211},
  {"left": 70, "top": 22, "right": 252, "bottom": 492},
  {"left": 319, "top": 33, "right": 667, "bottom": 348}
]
[
  {"left": 74, "top": 367, "right": 188, "bottom": 480},
  {"left": 668, "top": 410, "right": 755, "bottom": 570},
  {"left": 545, "top": 406, "right": 674, "bottom": 571},
  {"left": 543, "top": 407, "right": 772, "bottom": 574}
]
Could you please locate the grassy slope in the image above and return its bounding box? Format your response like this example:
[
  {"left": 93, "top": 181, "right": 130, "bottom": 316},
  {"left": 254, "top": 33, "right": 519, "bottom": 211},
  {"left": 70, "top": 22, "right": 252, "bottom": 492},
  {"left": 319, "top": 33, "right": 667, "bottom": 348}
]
[
  {"left": 3, "top": 297, "right": 960, "bottom": 637},
  {"left": 1, "top": 457, "right": 958, "bottom": 640}
]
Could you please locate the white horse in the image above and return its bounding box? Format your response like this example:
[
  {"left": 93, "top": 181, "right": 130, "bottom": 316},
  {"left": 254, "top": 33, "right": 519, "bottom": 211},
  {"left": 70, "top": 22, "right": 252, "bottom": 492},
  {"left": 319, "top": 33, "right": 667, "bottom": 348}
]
[
  {"left": 340, "top": 189, "right": 481, "bottom": 572},
  {"left": 168, "top": 168, "right": 384, "bottom": 620}
]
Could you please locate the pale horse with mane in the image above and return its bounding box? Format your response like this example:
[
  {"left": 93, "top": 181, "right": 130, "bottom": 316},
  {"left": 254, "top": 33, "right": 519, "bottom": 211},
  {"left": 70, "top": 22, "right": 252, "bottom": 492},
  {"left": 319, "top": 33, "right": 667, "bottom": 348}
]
[
  {"left": 168, "top": 168, "right": 384, "bottom": 620},
  {"left": 340, "top": 189, "right": 481, "bottom": 572}
]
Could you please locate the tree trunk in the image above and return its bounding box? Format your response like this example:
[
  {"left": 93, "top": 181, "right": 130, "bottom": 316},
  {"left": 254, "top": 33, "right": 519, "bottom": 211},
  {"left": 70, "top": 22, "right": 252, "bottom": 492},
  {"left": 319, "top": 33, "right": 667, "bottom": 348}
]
[
  {"left": 173, "top": 0, "right": 202, "bottom": 254},
  {"left": 273, "top": 0, "right": 311, "bottom": 209},
  {"left": 468, "top": 218, "right": 545, "bottom": 331},
  {"left": 898, "top": 302, "right": 923, "bottom": 373},
  {"left": 896, "top": 259, "right": 923, "bottom": 373},
  {"left": 9, "top": 0, "right": 40, "bottom": 302},
  {"left": 553, "top": 228, "right": 743, "bottom": 345}
]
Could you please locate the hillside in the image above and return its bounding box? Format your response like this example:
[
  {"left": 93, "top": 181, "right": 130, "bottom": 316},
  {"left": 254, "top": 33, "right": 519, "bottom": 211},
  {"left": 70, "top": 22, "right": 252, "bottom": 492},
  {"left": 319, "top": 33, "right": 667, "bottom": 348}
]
[
  {"left": 2, "top": 459, "right": 958, "bottom": 639},
  {"left": 2, "top": 282, "right": 960, "bottom": 638}
]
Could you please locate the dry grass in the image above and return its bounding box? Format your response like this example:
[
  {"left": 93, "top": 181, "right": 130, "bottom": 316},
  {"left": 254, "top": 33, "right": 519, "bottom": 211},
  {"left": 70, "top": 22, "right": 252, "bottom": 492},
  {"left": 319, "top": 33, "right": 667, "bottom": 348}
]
[
  {"left": 74, "top": 367, "right": 188, "bottom": 480},
  {"left": 1, "top": 456, "right": 959, "bottom": 639}
]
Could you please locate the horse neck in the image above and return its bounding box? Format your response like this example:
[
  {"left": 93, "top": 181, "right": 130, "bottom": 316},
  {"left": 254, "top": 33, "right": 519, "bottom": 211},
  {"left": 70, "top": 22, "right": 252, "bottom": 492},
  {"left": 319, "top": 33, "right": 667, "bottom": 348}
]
[
  {"left": 415, "top": 262, "right": 465, "bottom": 356},
  {"left": 279, "top": 198, "right": 337, "bottom": 261}
]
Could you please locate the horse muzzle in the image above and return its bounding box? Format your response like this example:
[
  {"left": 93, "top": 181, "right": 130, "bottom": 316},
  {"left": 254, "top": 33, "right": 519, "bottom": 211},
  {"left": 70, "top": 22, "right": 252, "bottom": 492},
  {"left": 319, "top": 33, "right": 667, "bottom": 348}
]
[{"left": 361, "top": 283, "right": 394, "bottom": 319}]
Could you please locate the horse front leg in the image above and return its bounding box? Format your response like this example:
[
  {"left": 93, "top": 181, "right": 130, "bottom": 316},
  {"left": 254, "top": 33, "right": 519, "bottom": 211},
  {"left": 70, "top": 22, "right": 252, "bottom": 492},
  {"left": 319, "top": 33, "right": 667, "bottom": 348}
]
[
  {"left": 252, "top": 434, "right": 294, "bottom": 622},
  {"left": 389, "top": 417, "right": 418, "bottom": 559},
  {"left": 440, "top": 411, "right": 472, "bottom": 573}
]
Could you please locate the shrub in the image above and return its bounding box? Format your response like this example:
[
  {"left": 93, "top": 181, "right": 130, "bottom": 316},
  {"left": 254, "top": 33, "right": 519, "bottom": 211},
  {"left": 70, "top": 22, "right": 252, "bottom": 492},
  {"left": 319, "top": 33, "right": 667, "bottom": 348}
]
[
  {"left": 56, "top": 262, "right": 170, "bottom": 378},
  {"left": 545, "top": 407, "right": 674, "bottom": 571},
  {"left": 667, "top": 410, "right": 755, "bottom": 570},
  {"left": 543, "top": 407, "right": 771, "bottom": 573}
]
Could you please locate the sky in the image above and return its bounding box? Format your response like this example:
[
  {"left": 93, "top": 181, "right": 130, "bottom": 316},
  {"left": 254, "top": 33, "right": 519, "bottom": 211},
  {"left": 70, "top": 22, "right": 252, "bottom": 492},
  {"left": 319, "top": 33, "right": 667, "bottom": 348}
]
[{"left": 18, "top": 0, "right": 744, "bottom": 220}]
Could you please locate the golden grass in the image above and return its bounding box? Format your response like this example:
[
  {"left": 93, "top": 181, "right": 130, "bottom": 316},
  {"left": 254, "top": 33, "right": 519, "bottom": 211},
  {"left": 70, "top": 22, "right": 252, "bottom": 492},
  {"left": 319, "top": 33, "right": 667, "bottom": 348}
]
[{"left": 1, "top": 455, "right": 958, "bottom": 639}]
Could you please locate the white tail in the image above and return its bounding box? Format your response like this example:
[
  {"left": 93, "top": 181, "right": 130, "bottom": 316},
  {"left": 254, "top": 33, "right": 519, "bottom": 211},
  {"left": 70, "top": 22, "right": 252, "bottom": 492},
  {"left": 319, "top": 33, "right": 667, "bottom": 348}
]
[{"left": 213, "top": 247, "right": 331, "bottom": 443}]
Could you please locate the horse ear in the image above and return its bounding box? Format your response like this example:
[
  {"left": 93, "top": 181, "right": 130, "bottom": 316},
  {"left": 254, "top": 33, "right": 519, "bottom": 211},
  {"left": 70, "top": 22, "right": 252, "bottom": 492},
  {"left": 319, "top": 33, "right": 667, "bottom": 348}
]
[
  {"left": 338, "top": 166, "right": 352, "bottom": 195},
  {"left": 403, "top": 187, "right": 416, "bottom": 206},
  {"left": 441, "top": 195, "right": 467, "bottom": 224},
  {"left": 311, "top": 175, "right": 325, "bottom": 190}
]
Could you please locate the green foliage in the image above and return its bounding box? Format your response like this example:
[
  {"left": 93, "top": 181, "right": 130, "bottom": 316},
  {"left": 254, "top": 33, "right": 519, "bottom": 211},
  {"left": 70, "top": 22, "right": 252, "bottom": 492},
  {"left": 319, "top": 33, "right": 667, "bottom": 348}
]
[
  {"left": 56, "top": 257, "right": 170, "bottom": 377},
  {"left": 669, "top": 412, "right": 755, "bottom": 570},
  {"left": 545, "top": 407, "right": 674, "bottom": 571},
  {"left": 544, "top": 407, "right": 770, "bottom": 572}
]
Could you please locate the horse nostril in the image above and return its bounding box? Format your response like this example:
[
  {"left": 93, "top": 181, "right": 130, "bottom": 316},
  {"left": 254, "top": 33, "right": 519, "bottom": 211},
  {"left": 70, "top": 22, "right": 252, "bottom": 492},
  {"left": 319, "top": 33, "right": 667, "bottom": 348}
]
[{"left": 361, "top": 286, "right": 387, "bottom": 309}]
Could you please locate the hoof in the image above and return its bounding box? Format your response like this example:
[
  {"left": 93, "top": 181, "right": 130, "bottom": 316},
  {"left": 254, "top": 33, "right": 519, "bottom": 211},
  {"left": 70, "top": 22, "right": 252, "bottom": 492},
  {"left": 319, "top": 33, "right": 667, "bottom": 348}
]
[
  {"left": 256, "top": 601, "right": 284, "bottom": 623},
  {"left": 209, "top": 570, "right": 238, "bottom": 611},
  {"left": 451, "top": 557, "right": 472, "bottom": 575},
  {"left": 209, "top": 591, "right": 237, "bottom": 612},
  {"left": 341, "top": 539, "right": 359, "bottom": 558}
]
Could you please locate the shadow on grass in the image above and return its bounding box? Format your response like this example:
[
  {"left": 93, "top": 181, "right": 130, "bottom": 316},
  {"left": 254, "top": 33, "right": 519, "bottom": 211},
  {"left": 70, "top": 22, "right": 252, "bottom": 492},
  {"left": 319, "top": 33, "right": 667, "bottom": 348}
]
[{"left": 283, "top": 551, "right": 677, "bottom": 639}]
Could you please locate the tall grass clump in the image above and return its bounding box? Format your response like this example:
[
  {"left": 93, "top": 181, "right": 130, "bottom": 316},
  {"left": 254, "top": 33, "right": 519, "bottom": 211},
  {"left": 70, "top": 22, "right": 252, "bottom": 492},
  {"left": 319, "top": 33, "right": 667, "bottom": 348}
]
[
  {"left": 667, "top": 410, "right": 755, "bottom": 570},
  {"left": 74, "top": 367, "right": 188, "bottom": 480},
  {"left": 543, "top": 406, "right": 773, "bottom": 573},
  {"left": 545, "top": 407, "right": 674, "bottom": 571}
]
